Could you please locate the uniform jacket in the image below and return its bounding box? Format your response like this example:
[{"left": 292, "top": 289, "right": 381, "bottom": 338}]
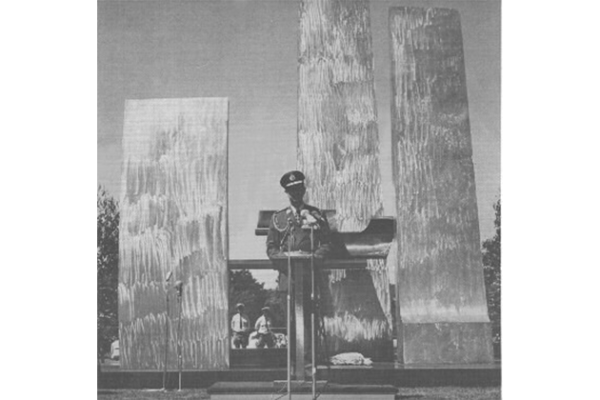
[{"left": 266, "top": 203, "right": 332, "bottom": 259}]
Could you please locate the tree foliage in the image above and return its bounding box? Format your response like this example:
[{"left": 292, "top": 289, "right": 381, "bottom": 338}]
[
  {"left": 229, "top": 269, "right": 267, "bottom": 327},
  {"left": 229, "top": 270, "right": 287, "bottom": 330},
  {"left": 97, "top": 186, "right": 119, "bottom": 361},
  {"left": 482, "top": 199, "right": 501, "bottom": 358}
]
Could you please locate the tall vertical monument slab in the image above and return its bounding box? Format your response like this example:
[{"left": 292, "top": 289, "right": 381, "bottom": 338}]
[
  {"left": 389, "top": 8, "right": 493, "bottom": 364},
  {"left": 298, "top": 0, "right": 392, "bottom": 359},
  {"left": 119, "top": 98, "right": 229, "bottom": 370}
]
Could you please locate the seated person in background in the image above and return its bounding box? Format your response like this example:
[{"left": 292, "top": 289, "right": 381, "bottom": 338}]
[
  {"left": 254, "top": 306, "right": 275, "bottom": 349},
  {"left": 231, "top": 303, "right": 250, "bottom": 349}
]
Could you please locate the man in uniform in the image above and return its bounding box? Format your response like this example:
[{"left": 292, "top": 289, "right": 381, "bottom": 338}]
[
  {"left": 266, "top": 170, "right": 332, "bottom": 260},
  {"left": 266, "top": 170, "right": 332, "bottom": 365}
]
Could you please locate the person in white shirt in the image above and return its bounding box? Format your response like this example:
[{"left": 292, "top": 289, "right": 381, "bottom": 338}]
[
  {"left": 255, "top": 306, "right": 275, "bottom": 348},
  {"left": 231, "top": 303, "right": 250, "bottom": 348}
]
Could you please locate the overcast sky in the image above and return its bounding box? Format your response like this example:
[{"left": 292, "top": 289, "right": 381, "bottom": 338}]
[{"left": 98, "top": 0, "right": 500, "bottom": 275}]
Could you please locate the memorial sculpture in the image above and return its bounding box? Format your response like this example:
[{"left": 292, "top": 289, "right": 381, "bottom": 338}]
[{"left": 116, "top": 3, "right": 494, "bottom": 379}]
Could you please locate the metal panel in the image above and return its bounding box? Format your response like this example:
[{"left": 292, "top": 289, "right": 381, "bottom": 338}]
[
  {"left": 298, "top": 0, "right": 392, "bottom": 359},
  {"left": 389, "top": 7, "right": 493, "bottom": 363},
  {"left": 119, "top": 98, "right": 229, "bottom": 369}
]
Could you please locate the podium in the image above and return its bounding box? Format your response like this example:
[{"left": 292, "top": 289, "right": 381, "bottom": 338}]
[
  {"left": 269, "top": 251, "right": 314, "bottom": 382},
  {"left": 255, "top": 211, "right": 395, "bottom": 398}
]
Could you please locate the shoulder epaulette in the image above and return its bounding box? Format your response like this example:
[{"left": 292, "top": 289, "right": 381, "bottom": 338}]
[{"left": 272, "top": 208, "right": 291, "bottom": 232}]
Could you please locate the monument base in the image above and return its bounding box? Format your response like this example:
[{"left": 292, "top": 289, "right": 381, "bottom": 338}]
[
  {"left": 401, "top": 322, "right": 494, "bottom": 364},
  {"left": 98, "top": 363, "right": 501, "bottom": 389},
  {"left": 273, "top": 380, "right": 327, "bottom": 389}
]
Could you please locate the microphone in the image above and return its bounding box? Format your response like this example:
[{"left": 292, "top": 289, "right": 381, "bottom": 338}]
[
  {"left": 300, "top": 209, "right": 316, "bottom": 222},
  {"left": 165, "top": 271, "right": 173, "bottom": 282},
  {"left": 310, "top": 210, "right": 325, "bottom": 223},
  {"left": 300, "top": 209, "right": 320, "bottom": 229}
]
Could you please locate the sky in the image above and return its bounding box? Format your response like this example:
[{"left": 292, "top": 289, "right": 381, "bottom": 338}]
[{"left": 97, "top": 0, "right": 501, "bottom": 281}]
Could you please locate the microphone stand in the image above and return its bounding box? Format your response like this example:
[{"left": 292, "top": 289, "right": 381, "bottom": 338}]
[
  {"left": 310, "top": 225, "right": 316, "bottom": 400},
  {"left": 162, "top": 282, "right": 170, "bottom": 391},
  {"left": 176, "top": 282, "right": 184, "bottom": 391},
  {"left": 287, "top": 236, "right": 292, "bottom": 400}
]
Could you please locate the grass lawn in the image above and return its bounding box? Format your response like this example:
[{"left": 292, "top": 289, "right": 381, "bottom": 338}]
[{"left": 98, "top": 387, "right": 500, "bottom": 400}]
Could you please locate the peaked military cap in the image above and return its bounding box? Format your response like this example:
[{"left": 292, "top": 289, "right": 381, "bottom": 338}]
[{"left": 280, "top": 170, "right": 305, "bottom": 190}]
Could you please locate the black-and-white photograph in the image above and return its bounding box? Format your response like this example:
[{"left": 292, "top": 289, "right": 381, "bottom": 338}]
[{"left": 96, "top": 0, "right": 501, "bottom": 398}]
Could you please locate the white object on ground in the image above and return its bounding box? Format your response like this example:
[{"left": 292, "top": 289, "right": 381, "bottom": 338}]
[{"left": 329, "top": 352, "right": 372, "bottom": 366}]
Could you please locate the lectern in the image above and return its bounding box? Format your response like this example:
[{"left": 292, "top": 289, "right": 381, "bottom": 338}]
[{"left": 256, "top": 211, "right": 395, "bottom": 399}]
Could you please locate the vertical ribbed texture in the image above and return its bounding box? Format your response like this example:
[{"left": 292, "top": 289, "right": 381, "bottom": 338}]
[
  {"left": 390, "top": 7, "right": 492, "bottom": 362},
  {"left": 119, "top": 98, "right": 229, "bottom": 370},
  {"left": 298, "top": 0, "right": 392, "bottom": 358}
]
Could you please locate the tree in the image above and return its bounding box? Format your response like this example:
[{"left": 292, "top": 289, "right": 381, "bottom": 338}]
[
  {"left": 264, "top": 289, "right": 287, "bottom": 328},
  {"left": 482, "top": 199, "right": 501, "bottom": 359},
  {"left": 229, "top": 270, "right": 287, "bottom": 330},
  {"left": 97, "top": 186, "right": 119, "bottom": 363}
]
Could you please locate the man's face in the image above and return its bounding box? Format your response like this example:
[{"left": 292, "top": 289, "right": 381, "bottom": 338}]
[{"left": 286, "top": 185, "right": 306, "bottom": 205}]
